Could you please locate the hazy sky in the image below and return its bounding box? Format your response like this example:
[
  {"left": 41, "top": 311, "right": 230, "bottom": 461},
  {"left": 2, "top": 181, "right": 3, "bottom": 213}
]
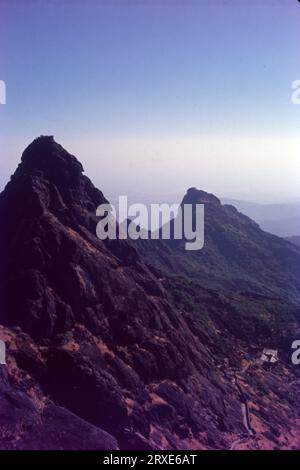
[{"left": 0, "top": 0, "right": 299, "bottom": 203}]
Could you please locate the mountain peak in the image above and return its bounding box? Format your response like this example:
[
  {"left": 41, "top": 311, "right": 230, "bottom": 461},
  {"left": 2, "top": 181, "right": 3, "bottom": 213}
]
[
  {"left": 1, "top": 136, "right": 106, "bottom": 221},
  {"left": 20, "top": 135, "right": 84, "bottom": 175},
  {"left": 182, "top": 187, "right": 221, "bottom": 206}
]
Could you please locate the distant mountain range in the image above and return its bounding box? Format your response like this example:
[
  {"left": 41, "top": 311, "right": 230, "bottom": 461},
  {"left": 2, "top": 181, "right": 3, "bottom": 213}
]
[
  {"left": 221, "top": 198, "right": 300, "bottom": 238},
  {"left": 0, "top": 137, "right": 299, "bottom": 450}
]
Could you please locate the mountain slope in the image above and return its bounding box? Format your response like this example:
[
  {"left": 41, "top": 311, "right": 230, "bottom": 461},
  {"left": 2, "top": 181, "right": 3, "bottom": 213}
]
[
  {"left": 221, "top": 198, "right": 300, "bottom": 238},
  {"left": 286, "top": 236, "right": 300, "bottom": 247},
  {"left": 0, "top": 137, "right": 299, "bottom": 450},
  {"left": 139, "top": 187, "right": 300, "bottom": 302}
]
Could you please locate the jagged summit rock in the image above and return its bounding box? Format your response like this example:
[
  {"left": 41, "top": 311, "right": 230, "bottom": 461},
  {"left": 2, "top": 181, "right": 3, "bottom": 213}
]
[
  {"left": 17, "top": 135, "right": 84, "bottom": 179},
  {"left": 182, "top": 187, "right": 221, "bottom": 206},
  {"left": 1, "top": 135, "right": 107, "bottom": 224}
]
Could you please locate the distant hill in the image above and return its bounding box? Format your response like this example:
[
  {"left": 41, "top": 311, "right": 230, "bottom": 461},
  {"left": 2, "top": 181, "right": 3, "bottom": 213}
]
[
  {"left": 139, "top": 188, "right": 300, "bottom": 304},
  {"left": 222, "top": 198, "right": 300, "bottom": 237}
]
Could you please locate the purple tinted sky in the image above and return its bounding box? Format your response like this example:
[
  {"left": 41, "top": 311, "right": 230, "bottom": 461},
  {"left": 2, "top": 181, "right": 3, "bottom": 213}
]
[{"left": 0, "top": 0, "right": 299, "bottom": 201}]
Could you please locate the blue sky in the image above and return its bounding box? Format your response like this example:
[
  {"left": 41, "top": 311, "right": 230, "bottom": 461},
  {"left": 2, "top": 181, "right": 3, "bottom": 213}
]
[{"left": 0, "top": 0, "right": 299, "bottom": 202}]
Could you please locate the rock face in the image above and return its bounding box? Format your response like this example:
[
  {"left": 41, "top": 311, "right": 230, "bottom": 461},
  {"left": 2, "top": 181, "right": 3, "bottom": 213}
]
[
  {"left": 0, "top": 365, "right": 118, "bottom": 450},
  {"left": 0, "top": 137, "right": 299, "bottom": 450}
]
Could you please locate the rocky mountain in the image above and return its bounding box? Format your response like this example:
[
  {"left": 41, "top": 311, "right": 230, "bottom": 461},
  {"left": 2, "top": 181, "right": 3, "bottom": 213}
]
[
  {"left": 0, "top": 137, "right": 299, "bottom": 450},
  {"left": 141, "top": 188, "right": 300, "bottom": 301}
]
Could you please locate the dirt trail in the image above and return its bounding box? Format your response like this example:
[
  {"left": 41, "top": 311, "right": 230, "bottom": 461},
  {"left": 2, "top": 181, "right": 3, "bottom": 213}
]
[{"left": 229, "top": 362, "right": 256, "bottom": 450}]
